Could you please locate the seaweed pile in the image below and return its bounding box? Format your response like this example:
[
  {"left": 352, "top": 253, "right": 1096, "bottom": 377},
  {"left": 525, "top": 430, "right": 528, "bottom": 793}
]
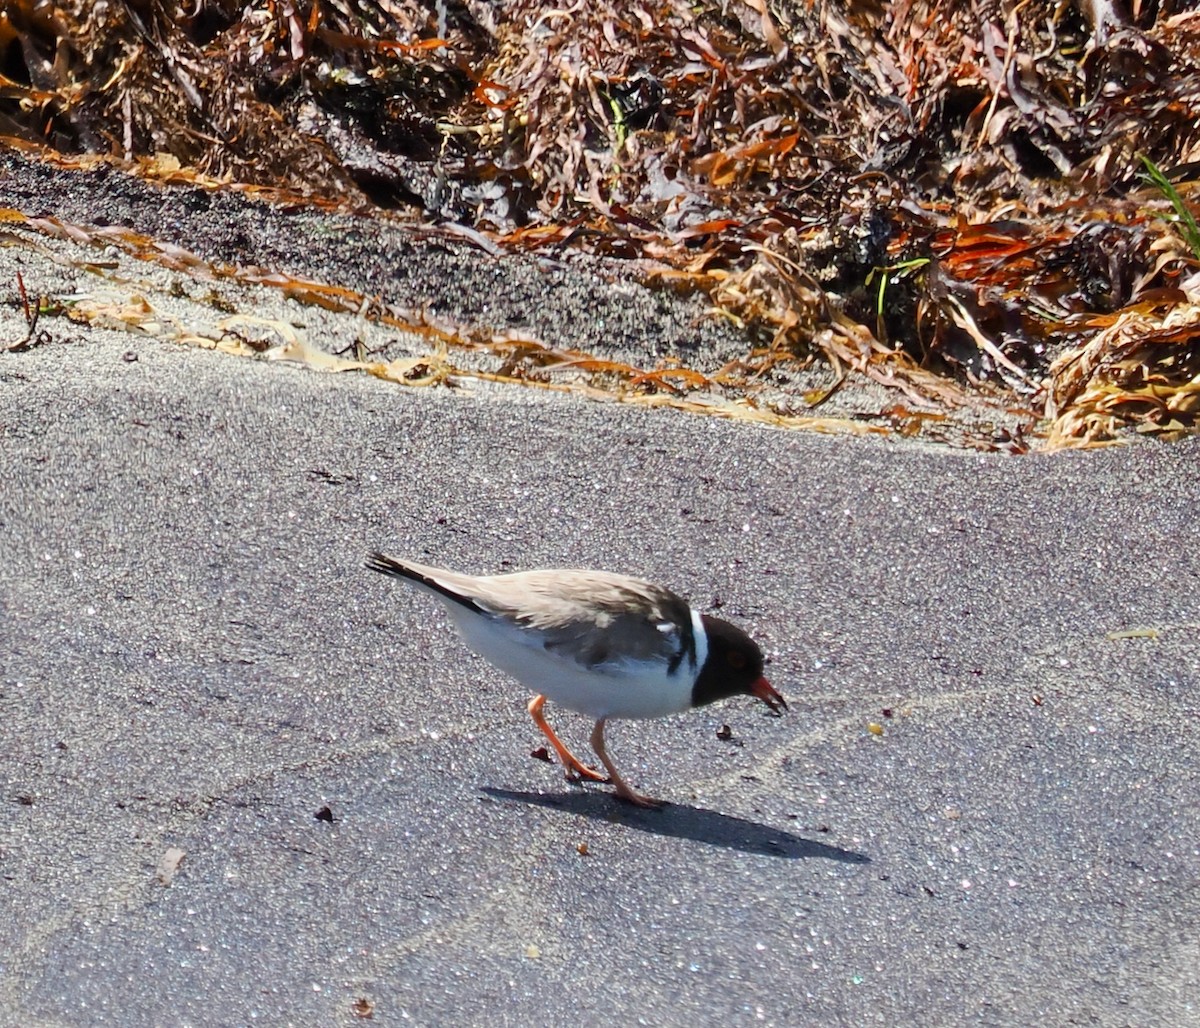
[{"left": 2, "top": 0, "right": 1199, "bottom": 447}]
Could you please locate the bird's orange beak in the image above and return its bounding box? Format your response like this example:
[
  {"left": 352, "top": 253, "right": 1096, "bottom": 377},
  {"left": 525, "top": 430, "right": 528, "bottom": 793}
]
[{"left": 751, "top": 676, "right": 787, "bottom": 715}]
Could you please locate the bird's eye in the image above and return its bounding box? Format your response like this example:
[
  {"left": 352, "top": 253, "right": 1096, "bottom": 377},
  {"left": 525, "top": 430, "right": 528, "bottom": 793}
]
[{"left": 728, "top": 651, "right": 746, "bottom": 669}]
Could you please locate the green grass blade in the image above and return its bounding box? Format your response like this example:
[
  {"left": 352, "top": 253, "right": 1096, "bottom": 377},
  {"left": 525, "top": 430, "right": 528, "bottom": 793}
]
[{"left": 1140, "top": 154, "right": 1200, "bottom": 261}]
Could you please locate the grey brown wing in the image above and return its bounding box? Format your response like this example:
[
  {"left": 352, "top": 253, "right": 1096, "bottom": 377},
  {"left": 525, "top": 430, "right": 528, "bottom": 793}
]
[
  {"left": 426, "top": 566, "right": 700, "bottom": 675},
  {"left": 538, "top": 608, "right": 698, "bottom": 675}
]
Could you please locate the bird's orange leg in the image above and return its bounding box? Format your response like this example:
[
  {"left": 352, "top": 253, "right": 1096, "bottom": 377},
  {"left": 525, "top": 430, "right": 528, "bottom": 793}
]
[
  {"left": 527, "top": 695, "right": 607, "bottom": 782},
  {"left": 589, "top": 719, "right": 663, "bottom": 808}
]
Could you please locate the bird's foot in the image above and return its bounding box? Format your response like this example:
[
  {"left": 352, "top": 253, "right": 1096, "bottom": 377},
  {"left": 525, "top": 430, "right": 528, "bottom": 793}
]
[
  {"left": 612, "top": 784, "right": 664, "bottom": 809},
  {"left": 529, "top": 695, "right": 610, "bottom": 784},
  {"left": 563, "top": 761, "right": 609, "bottom": 784}
]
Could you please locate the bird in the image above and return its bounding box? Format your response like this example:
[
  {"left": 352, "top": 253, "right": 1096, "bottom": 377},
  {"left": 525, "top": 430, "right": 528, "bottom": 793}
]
[{"left": 365, "top": 552, "right": 786, "bottom": 807}]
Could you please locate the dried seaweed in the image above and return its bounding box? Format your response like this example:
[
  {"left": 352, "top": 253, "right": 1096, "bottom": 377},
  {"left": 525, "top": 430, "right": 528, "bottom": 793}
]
[{"left": 2, "top": 0, "right": 1200, "bottom": 446}]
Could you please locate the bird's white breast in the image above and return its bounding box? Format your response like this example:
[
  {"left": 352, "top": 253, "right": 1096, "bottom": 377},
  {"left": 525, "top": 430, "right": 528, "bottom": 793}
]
[{"left": 443, "top": 603, "right": 703, "bottom": 720}]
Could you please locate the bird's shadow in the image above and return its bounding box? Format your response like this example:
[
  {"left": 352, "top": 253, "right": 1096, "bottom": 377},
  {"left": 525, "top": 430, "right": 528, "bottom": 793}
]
[{"left": 481, "top": 786, "right": 870, "bottom": 863}]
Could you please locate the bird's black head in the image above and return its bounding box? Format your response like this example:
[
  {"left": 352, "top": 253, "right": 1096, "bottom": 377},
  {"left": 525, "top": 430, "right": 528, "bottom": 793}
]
[{"left": 691, "top": 615, "right": 787, "bottom": 714}]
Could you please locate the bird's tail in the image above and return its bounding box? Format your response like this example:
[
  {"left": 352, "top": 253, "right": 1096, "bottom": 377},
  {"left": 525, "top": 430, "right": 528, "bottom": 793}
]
[
  {"left": 365, "top": 552, "right": 486, "bottom": 613},
  {"left": 365, "top": 551, "right": 424, "bottom": 583}
]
